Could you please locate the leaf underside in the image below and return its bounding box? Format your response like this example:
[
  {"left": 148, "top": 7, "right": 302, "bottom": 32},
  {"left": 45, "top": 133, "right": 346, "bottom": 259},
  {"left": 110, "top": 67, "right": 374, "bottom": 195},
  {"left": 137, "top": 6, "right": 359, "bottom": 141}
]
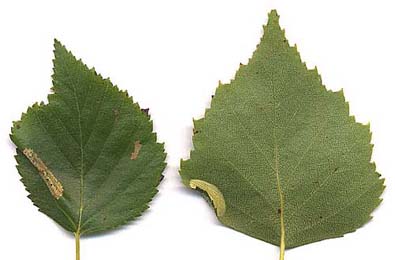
[
  {"left": 11, "top": 40, "right": 166, "bottom": 235},
  {"left": 180, "top": 10, "right": 384, "bottom": 249}
]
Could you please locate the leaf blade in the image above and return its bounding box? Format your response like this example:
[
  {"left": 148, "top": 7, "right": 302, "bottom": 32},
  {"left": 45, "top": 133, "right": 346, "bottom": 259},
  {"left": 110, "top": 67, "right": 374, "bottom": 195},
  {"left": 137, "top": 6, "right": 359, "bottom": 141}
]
[
  {"left": 11, "top": 40, "right": 166, "bottom": 236},
  {"left": 180, "top": 10, "right": 384, "bottom": 249}
]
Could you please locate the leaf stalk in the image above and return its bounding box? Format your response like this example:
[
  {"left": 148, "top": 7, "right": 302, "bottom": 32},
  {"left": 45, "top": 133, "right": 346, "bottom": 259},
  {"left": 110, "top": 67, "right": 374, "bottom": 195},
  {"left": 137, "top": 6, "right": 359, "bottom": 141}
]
[
  {"left": 75, "top": 231, "right": 80, "bottom": 260},
  {"left": 279, "top": 226, "right": 285, "bottom": 260}
]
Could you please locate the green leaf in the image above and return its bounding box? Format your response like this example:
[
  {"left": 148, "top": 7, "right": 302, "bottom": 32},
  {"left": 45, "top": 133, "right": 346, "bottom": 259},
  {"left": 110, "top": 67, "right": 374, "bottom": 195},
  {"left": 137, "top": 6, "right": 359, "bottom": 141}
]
[
  {"left": 10, "top": 40, "right": 166, "bottom": 257},
  {"left": 180, "top": 10, "right": 384, "bottom": 258}
]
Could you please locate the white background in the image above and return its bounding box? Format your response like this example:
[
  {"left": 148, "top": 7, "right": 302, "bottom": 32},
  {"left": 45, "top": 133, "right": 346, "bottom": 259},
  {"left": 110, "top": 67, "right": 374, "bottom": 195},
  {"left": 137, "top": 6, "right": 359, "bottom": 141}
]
[{"left": 0, "top": 0, "right": 394, "bottom": 259}]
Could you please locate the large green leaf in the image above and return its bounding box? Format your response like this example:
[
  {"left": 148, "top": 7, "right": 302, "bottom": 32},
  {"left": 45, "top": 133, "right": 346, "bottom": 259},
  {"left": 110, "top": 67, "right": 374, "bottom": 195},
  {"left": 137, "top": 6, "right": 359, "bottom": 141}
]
[
  {"left": 11, "top": 40, "right": 166, "bottom": 257},
  {"left": 180, "top": 10, "right": 384, "bottom": 258}
]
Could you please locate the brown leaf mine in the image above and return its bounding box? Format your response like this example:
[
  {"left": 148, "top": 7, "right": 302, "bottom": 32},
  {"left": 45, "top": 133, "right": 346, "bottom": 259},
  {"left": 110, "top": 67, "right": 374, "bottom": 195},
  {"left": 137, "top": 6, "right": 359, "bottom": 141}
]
[
  {"left": 23, "top": 148, "right": 64, "bottom": 199},
  {"left": 131, "top": 140, "right": 142, "bottom": 160}
]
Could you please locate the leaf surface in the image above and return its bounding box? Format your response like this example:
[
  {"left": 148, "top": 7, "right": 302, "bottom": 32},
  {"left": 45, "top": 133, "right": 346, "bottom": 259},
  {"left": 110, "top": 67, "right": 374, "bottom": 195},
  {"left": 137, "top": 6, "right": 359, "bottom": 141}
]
[
  {"left": 180, "top": 10, "right": 384, "bottom": 250},
  {"left": 11, "top": 40, "right": 166, "bottom": 236}
]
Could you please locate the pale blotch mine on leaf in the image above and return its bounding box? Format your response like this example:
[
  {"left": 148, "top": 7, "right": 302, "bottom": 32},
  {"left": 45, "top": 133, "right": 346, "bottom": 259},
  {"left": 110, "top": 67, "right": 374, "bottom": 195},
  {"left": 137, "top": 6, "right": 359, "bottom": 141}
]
[{"left": 189, "top": 179, "right": 226, "bottom": 217}]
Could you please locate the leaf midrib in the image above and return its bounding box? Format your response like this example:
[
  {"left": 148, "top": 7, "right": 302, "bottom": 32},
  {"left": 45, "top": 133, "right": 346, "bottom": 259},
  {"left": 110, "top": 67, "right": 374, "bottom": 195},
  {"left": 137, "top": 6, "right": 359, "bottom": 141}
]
[
  {"left": 60, "top": 59, "right": 86, "bottom": 235},
  {"left": 221, "top": 84, "right": 285, "bottom": 239},
  {"left": 69, "top": 76, "right": 85, "bottom": 235},
  {"left": 272, "top": 80, "right": 285, "bottom": 250}
]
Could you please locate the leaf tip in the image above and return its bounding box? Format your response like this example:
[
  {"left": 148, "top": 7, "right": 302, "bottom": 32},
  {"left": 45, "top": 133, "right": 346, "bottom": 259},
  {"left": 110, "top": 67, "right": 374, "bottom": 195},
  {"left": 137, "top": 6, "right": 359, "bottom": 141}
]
[
  {"left": 268, "top": 9, "right": 279, "bottom": 19},
  {"left": 53, "top": 38, "right": 67, "bottom": 55}
]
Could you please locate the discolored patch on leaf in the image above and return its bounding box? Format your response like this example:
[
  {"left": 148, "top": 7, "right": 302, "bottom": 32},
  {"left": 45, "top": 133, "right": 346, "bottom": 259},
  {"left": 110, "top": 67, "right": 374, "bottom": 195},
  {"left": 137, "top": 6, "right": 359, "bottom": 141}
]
[
  {"left": 189, "top": 179, "right": 226, "bottom": 217},
  {"left": 131, "top": 140, "right": 142, "bottom": 160},
  {"left": 23, "top": 148, "right": 64, "bottom": 199}
]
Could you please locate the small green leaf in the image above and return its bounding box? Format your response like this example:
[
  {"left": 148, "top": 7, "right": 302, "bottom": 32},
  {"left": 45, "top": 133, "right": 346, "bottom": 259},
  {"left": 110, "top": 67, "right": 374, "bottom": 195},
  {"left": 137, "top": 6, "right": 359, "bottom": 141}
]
[
  {"left": 11, "top": 40, "right": 166, "bottom": 258},
  {"left": 180, "top": 10, "right": 384, "bottom": 259}
]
